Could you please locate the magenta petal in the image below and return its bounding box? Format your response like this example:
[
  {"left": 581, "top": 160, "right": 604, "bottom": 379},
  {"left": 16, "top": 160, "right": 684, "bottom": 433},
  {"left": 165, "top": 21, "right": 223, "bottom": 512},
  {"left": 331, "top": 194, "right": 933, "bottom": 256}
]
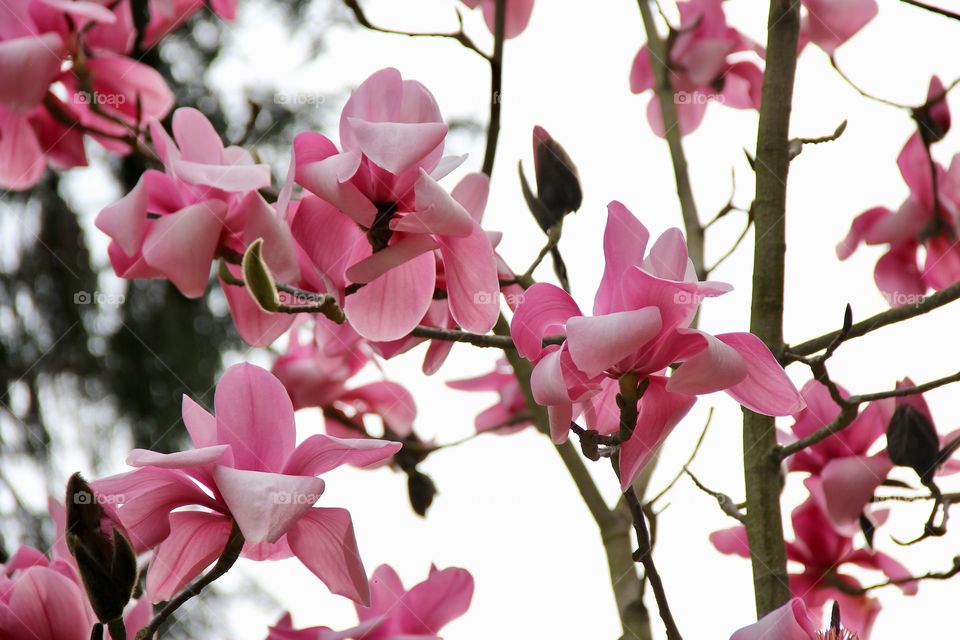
[
  {"left": 510, "top": 283, "right": 582, "bottom": 361},
  {"left": 344, "top": 250, "right": 435, "bottom": 341},
  {"left": 438, "top": 222, "right": 500, "bottom": 333},
  {"left": 220, "top": 266, "right": 296, "bottom": 348},
  {"left": 717, "top": 333, "right": 805, "bottom": 415},
  {"left": 451, "top": 172, "right": 490, "bottom": 222},
  {"left": 0, "top": 33, "right": 63, "bottom": 110},
  {"left": 283, "top": 434, "right": 401, "bottom": 477},
  {"left": 819, "top": 456, "right": 893, "bottom": 527},
  {"left": 708, "top": 526, "right": 750, "bottom": 559},
  {"left": 730, "top": 598, "right": 818, "bottom": 640},
  {"left": 142, "top": 200, "right": 226, "bottom": 298},
  {"left": 595, "top": 201, "right": 650, "bottom": 315},
  {"left": 172, "top": 159, "right": 271, "bottom": 192},
  {"left": 398, "top": 566, "right": 475, "bottom": 635},
  {"left": 291, "top": 196, "right": 367, "bottom": 290},
  {"left": 288, "top": 507, "right": 370, "bottom": 605},
  {"left": 667, "top": 331, "right": 747, "bottom": 395},
  {"left": 566, "top": 308, "right": 662, "bottom": 377},
  {"left": 145, "top": 511, "right": 233, "bottom": 602},
  {"left": 298, "top": 153, "right": 377, "bottom": 227},
  {"left": 96, "top": 172, "right": 148, "bottom": 257},
  {"left": 619, "top": 377, "right": 696, "bottom": 490},
  {"left": 836, "top": 207, "right": 891, "bottom": 259},
  {"left": 3, "top": 567, "right": 93, "bottom": 640},
  {"left": 213, "top": 466, "right": 325, "bottom": 544},
  {"left": 875, "top": 244, "right": 924, "bottom": 305},
  {"left": 802, "top": 0, "right": 877, "bottom": 54}
]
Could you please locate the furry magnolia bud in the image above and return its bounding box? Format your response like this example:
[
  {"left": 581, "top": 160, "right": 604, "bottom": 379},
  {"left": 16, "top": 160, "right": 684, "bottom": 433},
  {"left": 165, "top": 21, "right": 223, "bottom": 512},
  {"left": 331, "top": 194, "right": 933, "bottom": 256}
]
[
  {"left": 65, "top": 473, "right": 137, "bottom": 623},
  {"left": 887, "top": 404, "right": 941, "bottom": 484},
  {"left": 519, "top": 126, "right": 582, "bottom": 233}
]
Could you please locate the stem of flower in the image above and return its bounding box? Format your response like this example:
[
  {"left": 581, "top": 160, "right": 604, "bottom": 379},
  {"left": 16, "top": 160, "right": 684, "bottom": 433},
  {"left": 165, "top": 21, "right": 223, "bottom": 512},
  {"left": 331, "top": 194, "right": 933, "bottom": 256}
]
[{"left": 481, "top": 0, "right": 506, "bottom": 176}]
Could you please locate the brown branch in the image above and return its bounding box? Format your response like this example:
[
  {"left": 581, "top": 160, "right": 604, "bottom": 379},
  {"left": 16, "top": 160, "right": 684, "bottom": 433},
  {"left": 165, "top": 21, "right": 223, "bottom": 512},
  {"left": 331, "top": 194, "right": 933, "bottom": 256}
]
[
  {"left": 341, "top": 0, "right": 489, "bottom": 59},
  {"left": 683, "top": 467, "right": 746, "bottom": 523},
  {"left": 481, "top": 0, "right": 506, "bottom": 176},
  {"left": 838, "top": 555, "right": 960, "bottom": 594},
  {"left": 742, "top": 0, "right": 802, "bottom": 617},
  {"left": 783, "top": 279, "right": 960, "bottom": 362},
  {"left": 635, "top": 0, "right": 704, "bottom": 280},
  {"left": 901, "top": 0, "right": 960, "bottom": 22}
]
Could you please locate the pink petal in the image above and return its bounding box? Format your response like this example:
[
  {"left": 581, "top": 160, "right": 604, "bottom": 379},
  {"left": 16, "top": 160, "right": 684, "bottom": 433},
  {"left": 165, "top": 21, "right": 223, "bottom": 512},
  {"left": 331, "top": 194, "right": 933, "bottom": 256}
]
[
  {"left": 730, "top": 598, "right": 818, "bottom": 640},
  {"left": 595, "top": 201, "right": 650, "bottom": 315},
  {"left": 145, "top": 511, "right": 233, "bottom": 602},
  {"left": 236, "top": 191, "right": 300, "bottom": 282},
  {"left": 346, "top": 119, "right": 447, "bottom": 175},
  {"left": 0, "top": 33, "right": 63, "bottom": 110},
  {"left": 297, "top": 153, "right": 377, "bottom": 227},
  {"left": 629, "top": 46, "right": 654, "bottom": 94},
  {"left": 819, "top": 456, "right": 893, "bottom": 527},
  {"left": 291, "top": 195, "right": 367, "bottom": 291},
  {"left": 478, "top": 0, "right": 535, "bottom": 38},
  {"left": 566, "top": 308, "right": 662, "bottom": 377},
  {"left": 510, "top": 283, "right": 582, "bottom": 361},
  {"left": 0, "top": 109, "right": 45, "bottom": 190},
  {"left": 220, "top": 265, "right": 296, "bottom": 348},
  {"left": 215, "top": 362, "right": 297, "bottom": 472},
  {"left": 339, "top": 381, "right": 418, "bottom": 436},
  {"left": 451, "top": 172, "right": 490, "bottom": 222},
  {"left": 344, "top": 250, "right": 435, "bottom": 341},
  {"left": 96, "top": 172, "right": 148, "bottom": 257},
  {"left": 398, "top": 566, "right": 475, "bottom": 634},
  {"left": 346, "top": 235, "right": 439, "bottom": 284},
  {"left": 709, "top": 526, "right": 750, "bottom": 559},
  {"left": 836, "top": 207, "right": 891, "bottom": 260},
  {"left": 619, "top": 377, "right": 696, "bottom": 489},
  {"left": 667, "top": 331, "right": 748, "bottom": 395},
  {"left": 438, "top": 222, "right": 500, "bottom": 333},
  {"left": 288, "top": 508, "right": 370, "bottom": 605},
  {"left": 717, "top": 332, "right": 805, "bottom": 415},
  {"left": 283, "top": 434, "right": 402, "bottom": 476},
  {"left": 86, "top": 55, "right": 174, "bottom": 122},
  {"left": 127, "top": 444, "right": 231, "bottom": 469},
  {"left": 391, "top": 170, "right": 475, "bottom": 237},
  {"left": 142, "top": 200, "right": 226, "bottom": 298},
  {"left": 171, "top": 107, "right": 224, "bottom": 164},
  {"left": 4, "top": 567, "right": 93, "bottom": 640},
  {"left": 173, "top": 159, "right": 271, "bottom": 192},
  {"left": 875, "top": 244, "right": 924, "bottom": 306},
  {"left": 802, "top": 0, "right": 877, "bottom": 54}
]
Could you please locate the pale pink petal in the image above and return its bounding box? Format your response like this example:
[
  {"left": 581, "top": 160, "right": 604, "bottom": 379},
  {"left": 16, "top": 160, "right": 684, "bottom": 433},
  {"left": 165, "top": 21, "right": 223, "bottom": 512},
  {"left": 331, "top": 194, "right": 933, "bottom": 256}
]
[
  {"left": 0, "top": 110, "right": 45, "bottom": 190},
  {"left": 96, "top": 172, "right": 148, "bottom": 257},
  {"left": 346, "top": 119, "right": 448, "bottom": 175},
  {"left": 397, "top": 566, "right": 474, "bottom": 634},
  {"left": 236, "top": 191, "right": 300, "bottom": 281},
  {"left": 0, "top": 33, "right": 63, "bottom": 110},
  {"left": 709, "top": 526, "right": 750, "bottom": 559},
  {"left": 802, "top": 0, "right": 878, "bottom": 54},
  {"left": 566, "top": 308, "right": 662, "bottom": 377},
  {"left": 438, "top": 222, "right": 500, "bottom": 333},
  {"left": 629, "top": 46, "right": 654, "bottom": 94},
  {"left": 288, "top": 508, "right": 370, "bottom": 605},
  {"left": 213, "top": 466, "right": 325, "bottom": 544},
  {"left": 819, "top": 456, "right": 893, "bottom": 527},
  {"left": 451, "top": 172, "right": 490, "bottom": 222},
  {"left": 171, "top": 107, "right": 224, "bottom": 164},
  {"left": 4, "top": 567, "right": 92, "bottom": 640},
  {"left": 667, "top": 331, "right": 748, "bottom": 395},
  {"left": 346, "top": 235, "right": 439, "bottom": 284},
  {"left": 297, "top": 153, "right": 377, "bottom": 227},
  {"left": 836, "top": 207, "right": 891, "bottom": 259},
  {"left": 730, "top": 598, "right": 818, "bottom": 640},
  {"left": 127, "top": 444, "right": 231, "bottom": 469},
  {"left": 391, "top": 170, "right": 475, "bottom": 237},
  {"left": 875, "top": 244, "right": 924, "bottom": 306},
  {"left": 220, "top": 265, "right": 296, "bottom": 348},
  {"left": 173, "top": 159, "right": 271, "bottom": 192},
  {"left": 291, "top": 196, "right": 368, "bottom": 291}
]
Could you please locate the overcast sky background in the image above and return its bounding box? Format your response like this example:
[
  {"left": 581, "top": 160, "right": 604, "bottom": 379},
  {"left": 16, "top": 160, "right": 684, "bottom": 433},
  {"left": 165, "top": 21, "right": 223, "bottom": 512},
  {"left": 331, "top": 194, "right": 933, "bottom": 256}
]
[{"left": 57, "top": 0, "right": 960, "bottom": 637}]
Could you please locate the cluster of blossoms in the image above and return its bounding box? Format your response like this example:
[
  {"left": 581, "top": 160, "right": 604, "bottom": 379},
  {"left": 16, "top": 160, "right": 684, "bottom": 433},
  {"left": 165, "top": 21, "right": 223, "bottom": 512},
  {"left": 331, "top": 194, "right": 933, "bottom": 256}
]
[
  {"left": 630, "top": 0, "right": 876, "bottom": 137},
  {"left": 0, "top": 0, "right": 235, "bottom": 190}
]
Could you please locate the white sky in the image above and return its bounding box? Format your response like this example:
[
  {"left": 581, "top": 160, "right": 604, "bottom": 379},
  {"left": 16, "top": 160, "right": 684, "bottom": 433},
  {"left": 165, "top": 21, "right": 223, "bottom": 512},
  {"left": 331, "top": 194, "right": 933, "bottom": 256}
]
[{"left": 49, "top": 0, "right": 960, "bottom": 638}]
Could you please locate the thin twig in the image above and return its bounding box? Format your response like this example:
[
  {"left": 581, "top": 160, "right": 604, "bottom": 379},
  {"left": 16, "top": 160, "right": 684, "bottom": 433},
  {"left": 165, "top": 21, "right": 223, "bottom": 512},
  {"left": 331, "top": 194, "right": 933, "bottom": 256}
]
[
  {"left": 683, "top": 467, "right": 745, "bottom": 522},
  {"left": 648, "top": 408, "right": 713, "bottom": 505},
  {"left": 901, "top": 0, "right": 960, "bottom": 22},
  {"left": 480, "top": 0, "right": 506, "bottom": 175}
]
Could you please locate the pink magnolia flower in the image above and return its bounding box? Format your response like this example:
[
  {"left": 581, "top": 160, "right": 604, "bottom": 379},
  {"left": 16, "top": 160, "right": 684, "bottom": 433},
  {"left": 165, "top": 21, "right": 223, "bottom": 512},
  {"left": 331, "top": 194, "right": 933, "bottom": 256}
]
[
  {"left": 712, "top": 496, "right": 916, "bottom": 636},
  {"left": 269, "top": 564, "right": 473, "bottom": 640},
  {"left": 94, "top": 363, "right": 400, "bottom": 605},
  {"left": 460, "top": 0, "right": 534, "bottom": 39},
  {"left": 447, "top": 358, "right": 533, "bottom": 434},
  {"left": 0, "top": 544, "right": 150, "bottom": 640},
  {"left": 784, "top": 379, "right": 894, "bottom": 531},
  {"left": 837, "top": 78, "right": 960, "bottom": 305},
  {"left": 800, "top": 0, "right": 878, "bottom": 54},
  {"left": 630, "top": 0, "right": 763, "bottom": 136},
  {"left": 272, "top": 318, "right": 418, "bottom": 443},
  {"left": 292, "top": 68, "right": 500, "bottom": 341},
  {"left": 511, "top": 201, "right": 803, "bottom": 488}
]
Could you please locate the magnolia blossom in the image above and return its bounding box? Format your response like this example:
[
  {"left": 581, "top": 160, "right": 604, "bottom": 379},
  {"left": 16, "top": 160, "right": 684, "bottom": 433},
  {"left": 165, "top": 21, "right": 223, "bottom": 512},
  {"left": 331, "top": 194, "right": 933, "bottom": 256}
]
[
  {"left": 784, "top": 380, "right": 894, "bottom": 531},
  {"left": 268, "top": 564, "right": 473, "bottom": 640},
  {"left": 460, "top": 0, "right": 534, "bottom": 39},
  {"left": 511, "top": 201, "right": 803, "bottom": 488},
  {"left": 837, "top": 77, "right": 960, "bottom": 305},
  {"left": 448, "top": 358, "right": 533, "bottom": 434},
  {"left": 630, "top": 0, "right": 763, "bottom": 136},
  {"left": 713, "top": 497, "right": 917, "bottom": 636},
  {"left": 730, "top": 598, "right": 862, "bottom": 640},
  {"left": 800, "top": 0, "right": 878, "bottom": 54},
  {"left": 0, "top": 544, "right": 150, "bottom": 640},
  {"left": 292, "top": 68, "right": 500, "bottom": 341},
  {"left": 95, "top": 363, "right": 400, "bottom": 604}
]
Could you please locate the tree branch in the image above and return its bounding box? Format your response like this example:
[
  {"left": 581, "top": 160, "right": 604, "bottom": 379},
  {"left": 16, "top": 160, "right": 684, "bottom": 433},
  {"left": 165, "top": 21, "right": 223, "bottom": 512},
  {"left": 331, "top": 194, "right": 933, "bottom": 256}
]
[
  {"left": 481, "top": 0, "right": 506, "bottom": 176},
  {"left": 742, "top": 0, "right": 802, "bottom": 617},
  {"left": 900, "top": 0, "right": 960, "bottom": 22}
]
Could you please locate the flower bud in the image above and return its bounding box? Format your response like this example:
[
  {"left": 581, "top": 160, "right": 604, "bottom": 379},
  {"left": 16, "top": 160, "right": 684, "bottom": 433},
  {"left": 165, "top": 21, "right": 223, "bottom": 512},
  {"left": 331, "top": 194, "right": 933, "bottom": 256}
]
[
  {"left": 915, "top": 76, "right": 951, "bottom": 146},
  {"left": 407, "top": 470, "right": 437, "bottom": 517},
  {"left": 887, "top": 404, "right": 941, "bottom": 484},
  {"left": 243, "top": 238, "right": 281, "bottom": 312},
  {"left": 519, "top": 126, "right": 582, "bottom": 232},
  {"left": 65, "top": 473, "right": 137, "bottom": 623}
]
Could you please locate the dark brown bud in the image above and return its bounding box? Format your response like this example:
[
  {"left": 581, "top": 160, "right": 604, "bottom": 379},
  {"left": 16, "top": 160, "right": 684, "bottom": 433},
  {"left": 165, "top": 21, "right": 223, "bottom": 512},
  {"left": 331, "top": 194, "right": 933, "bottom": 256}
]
[
  {"left": 66, "top": 473, "right": 137, "bottom": 623},
  {"left": 887, "top": 404, "right": 941, "bottom": 484},
  {"left": 407, "top": 470, "right": 437, "bottom": 517},
  {"left": 519, "top": 126, "right": 582, "bottom": 232}
]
